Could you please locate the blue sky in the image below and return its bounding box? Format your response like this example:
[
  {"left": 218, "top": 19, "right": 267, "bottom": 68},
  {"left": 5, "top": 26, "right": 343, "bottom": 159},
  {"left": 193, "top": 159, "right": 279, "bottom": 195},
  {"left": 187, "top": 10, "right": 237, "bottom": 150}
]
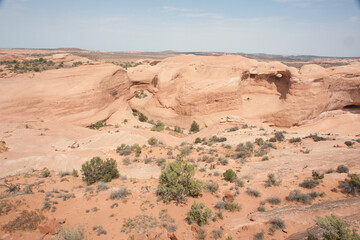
[{"left": 0, "top": 0, "right": 359, "bottom": 57}]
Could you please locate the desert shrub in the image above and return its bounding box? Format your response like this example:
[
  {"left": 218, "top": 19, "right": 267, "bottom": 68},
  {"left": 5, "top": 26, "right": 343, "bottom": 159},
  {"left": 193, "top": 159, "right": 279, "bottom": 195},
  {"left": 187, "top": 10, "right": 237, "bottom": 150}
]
[
  {"left": 190, "top": 121, "right": 200, "bottom": 133},
  {"left": 246, "top": 188, "right": 261, "bottom": 197},
  {"left": 262, "top": 156, "right": 269, "bottom": 161},
  {"left": 254, "top": 230, "right": 265, "bottom": 240},
  {"left": 206, "top": 181, "right": 219, "bottom": 193},
  {"left": 93, "top": 225, "right": 107, "bottom": 236},
  {"left": 312, "top": 170, "right": 324, "bottom": 180},
  {"left": 255, "top": 138, "right": 264, "bottom": 146},
  {"left": 235, "top": 142, "right": 253, "bottom": 159},
  {"left": 218, "top": 157, "right": 229, "bottom": 166},
  {"left": 344, "top": 141, "right": 354, "bottom": 147},
  {"left": 337, "top": 165, "right": 349, "bottom": 173},
  {"left": 110, "top": 188, "right": 129, "bottom": 200},
  {"left": 121, "top": 214, "right": 158, "bottom": 234},
  {"left": 266, "top": 197, "right": 281, "bottom": 205},
  {"left": 228, "top": 126, "right": 239, "bottom": 132},
  {"left": 258, "top": 206, "right": 266, "bottom": 212},
  {"left": 210, "top": 136, "right": 227, "bottom": 143},
  {"left": 269, "top": 137, "right": 277, "bottom": 142},
  {"left": 72, "top": 61, "right": 82, "bottom": 67},
  {"left": 186, "top": 202, "right": 212, "bottom": 226},
  {"left": 266, "top": 173, "right": 281, "bottom": 187},
  {"left": 286, "top": 190, "right": 318, "bottom": 205},
  {"left": 314, "top": 214, "right": 360, "bottom": 240},
  {"left": 116, "top": 144, "right": 132, "bottom": 156},
  {"left": 97, "top": 182, "right": 110, "bottom": 191},
  {"left": 224, "top": 201, "right": 241, "bottom": 212},
  {"left": 274, "top": 131, "right": 285, "bottom": 142},
  {"left": 174, "top": 125, "right": 183, "bottom": 133},
  {"left": 289, "top": 137, "right": 302, "bottom": 143},
  {"left": 138, "top": 113, "right": 148, "bottom": 122},
  {"left": 339, "top": 174, "right": 360, "bottom": 196},
  {"left": 304, "top": 134, "right": 327, "bottom": 142},
  {"left": 234, "top": 178, "right": 245, "bottom": 187},
  {"left": 242, "top": 124, "right": 248, "bottom": 129},
  {"left": 157, "top": 160, "right": 204, "bottom": 203},
  {"left": 254, "top": 149, "right": 267, "bottom": 157},
  {"left": 212, "top": 228, "right": 223, "bottom": 240},
  {"left": 122, "top": 158, "right": 131, "bottom": 165},
  {"left": 270, "top": 218, "right": 286, "bottom": 233},
  {"left": 59, "top": 171, "right": 71, "bottom": 178},
  {"left": 81, "top": 157, "right": 119, "bottom": 185},
  {"left": 41, "top": 168, "right": 51, "bottom": 178},
  {"left": 223, "top": 169, "right": 237, "bottom": 183},
  {"left": 151, "top": 120, "right": 164, "bottom": 132},
  {"left": 300, "top": 179, "right": 320, "bottom": 189},
  {"left": 156, "top": 158, "right": 166, "bottom": 166},
  {"left": 58, "top": 225, "right": 85, "bottom": 240},
  {"left": 2, "top": 210, "right": 44, "bottom": 232},
  {"left": 194, "top": 137, "right": 202, "bottom": 144},
  {"left": 72, "top": 169, "right": 79, "bottom": 177},
  {"left": 148, "top": 137, "right": 158, "bottom": 145}
]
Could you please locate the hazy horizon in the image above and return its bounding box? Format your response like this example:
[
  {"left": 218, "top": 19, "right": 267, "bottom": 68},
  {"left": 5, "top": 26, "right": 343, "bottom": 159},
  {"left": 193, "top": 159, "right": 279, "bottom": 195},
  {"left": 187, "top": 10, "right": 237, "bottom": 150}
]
[{"left": 0, "top": 0, "right": 360, "bottom": 57}]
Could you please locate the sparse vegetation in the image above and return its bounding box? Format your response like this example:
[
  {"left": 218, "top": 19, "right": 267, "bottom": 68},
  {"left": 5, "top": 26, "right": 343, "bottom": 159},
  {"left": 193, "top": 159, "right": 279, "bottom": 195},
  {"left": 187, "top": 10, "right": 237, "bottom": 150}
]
[
  {"left": 286, "top": 190, "right": 319, "bottom": 205},
  {"left": 58, "top": 225, "right": 85, "bottom": 240},
  {"left": 266, "top": 197, "right": 281, "bottom": 205},
  {"left": 339, "top": 173, "right": 360, "bottom": 196},
  {"left": 134, "top": 89, "right": 148, "bottom": 99},
  {"left": 337, "top": 165, "right": 349, "bottom": 173},
  {"left": 41, "top": 168, "right": 51, "bottom": 178},
  {"left": 148, "top": 137, "right": 158, "bottom": 145},
  {"left": 313, "top": 214, "right": 360, "bottom": 240},
  {"left": 266, "top": 173, "right": 281, "bottom": 187},
  {"left": 110, "top": 188, "right": 129, "bottom": 200},
  {"left": 300, "top": 179, "right": 320, "bottom": 189},
  {"left": 246, "top": 188, "right": 261, "bottom": 197},
  {"left": 304, "top": 134, "right": 327, "bottom": 142},
  {"left": 269, "top": 218, "right": 286, "bottom": 234},
  {"left": 2, "top": 210, "right": 45, "bottom": 232},
  {"left": 81, "top": 157, "right": 119, "bottom": 185}
]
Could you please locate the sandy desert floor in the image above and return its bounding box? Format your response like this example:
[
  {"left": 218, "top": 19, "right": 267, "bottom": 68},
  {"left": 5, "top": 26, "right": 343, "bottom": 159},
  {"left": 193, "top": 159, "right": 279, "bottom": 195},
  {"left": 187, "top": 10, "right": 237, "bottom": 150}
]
[{"left": 0, "top": 49, "right": 359, "bottom": 240}]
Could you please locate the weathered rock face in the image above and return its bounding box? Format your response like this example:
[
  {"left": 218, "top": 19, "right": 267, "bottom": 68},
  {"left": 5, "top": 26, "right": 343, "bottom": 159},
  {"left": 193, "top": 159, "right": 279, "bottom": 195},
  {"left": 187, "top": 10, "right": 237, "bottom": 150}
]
[
  {"left": 126, "top": 55, "right": 360, "bottom": 127},
  {"left": 1, "top": 54, "right": 358, "bottom": 128}
]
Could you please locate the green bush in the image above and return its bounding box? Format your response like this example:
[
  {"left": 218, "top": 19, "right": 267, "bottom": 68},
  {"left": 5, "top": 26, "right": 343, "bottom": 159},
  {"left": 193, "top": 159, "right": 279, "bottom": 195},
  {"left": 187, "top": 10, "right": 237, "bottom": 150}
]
[
  {"left": 312, "top": 170, "right": 324, "bottom": 180},
  {"left": 186, "top": 202, "right": 212, "bottom": 226},
  {"left": 300, "top": 179, "right": 320, "bottom": 189},
  {"left": 289, "top": 137, "right": 301, "bottom": 143},
  {"left": 148, "top": 137, "right": 158, "bottom": 145},
  {"left": 138, "top": 113, "right": 148, "bottom": 122},
  {"left": 157, "top": 160, "right": 204, "bottom": 203},
  {"left": 266, "top": 173, "right": 281, "bottom": 187},
  {"left": 304, "top": 134, "right": 327, "bottom": 142},
  {"left": 174, "top": 125, "right": 183, "bottom": 133},
  {"left": 255, "top": 138, "right": 264, "bottom": 146},
  {"left": 337, "top": 165, "right": 349, "bottom": 173},
  {"left": 72, "top": 169, "right": 79, "bottom": 177},
  {"left": 266, "top": 197, "right": 281, "bottom": 205},
  {"left": 286, "top": 190, "right": 318, "bottom": 205},
  {"left": 190, "top": 121, "right": 200, "bottom": 133},
  {"left": 339, "top": 174, "right": 360, "bottom": 196},
  {"left": 41, "top": 168, "right": 51, "bottom": 178},
  {"left": 195, "top": 137, "right": 202, "bottom": 144},
  {"left": 81, "top": 157, "right": 119, "bottom": 185},
  {"left": 314, "top": 214, "right": 360, "bottom": 240},
  {"left": 223, "top": 169, "right": 237, "bottom": 182},
  {"left": 275, "top": 131, "right": 285, "bottom": 142}
]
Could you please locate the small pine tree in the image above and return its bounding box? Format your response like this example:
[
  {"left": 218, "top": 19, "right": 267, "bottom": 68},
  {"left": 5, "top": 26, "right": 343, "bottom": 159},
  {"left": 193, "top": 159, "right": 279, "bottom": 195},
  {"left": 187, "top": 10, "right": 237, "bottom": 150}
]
[{"left": 190, "top": 121, "right": 200, "bottom": 133}]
